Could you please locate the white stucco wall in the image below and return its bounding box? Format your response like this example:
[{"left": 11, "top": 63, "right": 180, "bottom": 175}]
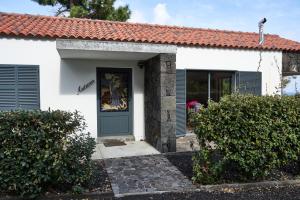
[
  {"left": 0, "top": 38, "right": 145, "bottom": 140},
  {"left": 177, "top": 46, "right": 282, "bottom": 95},
  {"left": 0, "top": 37, "right": 283, "bottom": 140}
]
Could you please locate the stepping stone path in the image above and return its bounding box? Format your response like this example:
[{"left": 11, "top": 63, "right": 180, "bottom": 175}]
[{"left": 104, "top": 154, "right": 195, "bottom": 196}]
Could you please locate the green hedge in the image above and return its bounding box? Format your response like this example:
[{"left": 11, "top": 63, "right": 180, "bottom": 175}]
[
  {"left": 0, "top": 110, "right": 96, "bottom": 198},
  {"left": 190, "top": 94, "right": 300, "bottom": 184}
]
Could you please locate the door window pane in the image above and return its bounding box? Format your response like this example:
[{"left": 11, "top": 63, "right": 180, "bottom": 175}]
[{"left": 100, "top": 72, "right": 128, "bottom": 112}]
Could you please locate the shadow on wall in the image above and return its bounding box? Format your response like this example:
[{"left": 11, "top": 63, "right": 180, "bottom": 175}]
[
  {"left": 58, "top": 58, "right": 145, "bottom": 139},
  {"left": 59, "top": 59, "right": 97, "bottom": 95}
]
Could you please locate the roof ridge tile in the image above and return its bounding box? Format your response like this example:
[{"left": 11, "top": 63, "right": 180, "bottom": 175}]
[
  {"left": 0, "top": 12, "right": 299, "bottom": 52},
  {"left": 0, "top": 11, "right": 278, "bottom": 36}
]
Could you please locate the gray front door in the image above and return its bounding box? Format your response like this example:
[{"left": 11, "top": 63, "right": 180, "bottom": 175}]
[{"left": 97, "top": 68, "right": 133, "bottom": 137}]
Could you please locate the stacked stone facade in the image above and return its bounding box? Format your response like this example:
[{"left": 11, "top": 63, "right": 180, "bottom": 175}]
[{"left": 144, "top": 54, "right": 176, "bottom": 152}]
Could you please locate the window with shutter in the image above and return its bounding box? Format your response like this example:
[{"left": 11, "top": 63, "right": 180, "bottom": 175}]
[{"left": 0, "top": 65, "right": 40, "bottom": 111}]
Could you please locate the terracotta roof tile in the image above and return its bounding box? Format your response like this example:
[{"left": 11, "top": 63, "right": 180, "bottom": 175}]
[{"left": 1, "top": 12, "right": 300, "bottom": 52}]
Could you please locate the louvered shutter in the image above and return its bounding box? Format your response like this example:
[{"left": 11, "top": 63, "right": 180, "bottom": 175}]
[
  {"left": 17, "top": 66, "right": 40, "bottom": 109},
  {"left": 0, "top": 65, "right": 40, "bottom": 111},
  {"left": 176, "top": 69, "right": 186, "bottom": 136},
  {"left": 0, "top": 66, "right": 17, "bottom": 110},
  {"left": 236, "top": 71, "right": 262, "bottom": 95}
]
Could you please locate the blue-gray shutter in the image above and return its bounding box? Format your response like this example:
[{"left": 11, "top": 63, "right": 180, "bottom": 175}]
[
  {"left": 0, "top": 65, "right": 40, "bottom": 110},
  {"left": 176, "top": 69, "right": 186, "bottom": 136},
  {"left": 0, "top": 66, "right": 17, "bottom": 110},
  {"left": 236, "top": 71, "right": 262, "bottom": 95},
  {"left": 17, "top": 66, "right": 40, "bottom": 109}
]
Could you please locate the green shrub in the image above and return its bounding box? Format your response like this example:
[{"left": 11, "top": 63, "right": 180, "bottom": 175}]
[
  {"left": 0, "top": 110, "right": 96, "bottom": 198},
  {"left": 191, "top": 94, "right": 300, "bottom": 184}
]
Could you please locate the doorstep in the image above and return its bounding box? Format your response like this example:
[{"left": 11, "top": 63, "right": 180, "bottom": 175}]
[
  {"left": 97, "top": 135, "right": 135, "bottom": 143},
  {"left": 92, "top": 141, "right": 160, "bottom": 159}
]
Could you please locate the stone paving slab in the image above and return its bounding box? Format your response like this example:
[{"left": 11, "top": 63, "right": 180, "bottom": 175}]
[
  {"left": 92, "top": 141, "right": 160, "bottom": 159},
  {"left": 176, "top": 133, "right": 200, "bottom": 152},
  {"left": 104, "top": 154, "right": 195, "bottom": 196}
]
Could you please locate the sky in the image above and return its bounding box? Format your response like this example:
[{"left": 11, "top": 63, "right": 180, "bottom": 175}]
[{"left": 0, "top": 0, "right": 300, "bottom": 42}]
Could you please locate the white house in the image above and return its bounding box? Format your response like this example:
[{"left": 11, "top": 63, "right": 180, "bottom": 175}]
[{"left": 0, "top": 12, "right": 300, "bottom": 152}]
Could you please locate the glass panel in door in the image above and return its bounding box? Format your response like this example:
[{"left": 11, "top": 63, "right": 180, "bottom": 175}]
[{"left": 100, "top": 72, "right": 129, "bottom": 112}]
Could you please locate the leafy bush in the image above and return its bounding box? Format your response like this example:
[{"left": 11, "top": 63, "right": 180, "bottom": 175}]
[
  {"left": 0, "top": 110, "right": 96, "bottom": 198},
  {"left": 191, "top": 94, "right": 300, "bottom": 184}
]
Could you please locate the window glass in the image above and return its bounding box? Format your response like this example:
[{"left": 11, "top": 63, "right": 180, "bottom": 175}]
[
  {"left": 186, "top": 71, "right": 208, "bottom": 106},
  {"left": 186, "top": 71, "right": 234, "bottom": 108},
  {"left": 283, "top": 75, "right": 300, "bottom": 96},
  {"left": 210, "top": 72, "right": 233, "bottom": 102},
  {"left": 100, "top": 72, "right": 128, "bottom": 112}
]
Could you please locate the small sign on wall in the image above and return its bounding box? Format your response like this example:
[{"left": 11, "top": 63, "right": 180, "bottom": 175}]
[{"left": 77, "top": 80, "right": 95, "bottom": 95}]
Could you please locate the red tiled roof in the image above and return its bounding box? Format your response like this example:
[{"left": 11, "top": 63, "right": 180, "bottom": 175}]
[{"left": 1, "top": 12, "right": 300, "bottom": 52}]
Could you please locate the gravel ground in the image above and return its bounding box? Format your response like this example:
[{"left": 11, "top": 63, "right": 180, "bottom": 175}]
[
  {"left": 85, "top": 159, "right": 113, "bottom": 193},
  {"left": 166, "top": 151, "right": 300, "bottom": 183},
  {"left": 162, "top": 151, "right": 300, "bottom": 200},
  {"left": 49, "top": 159, "right": 112, "bottom": 194},
  {"left": 43, "top": 159, "right": 112, "bottom": 196},
  {"left": 3, "top": 152, "right": 300, "bottom": 200},
  {"left": 117, "top": 185, "right": 300, "bottom": 200},
  {"left": 0, "top": 160, "right": 113, "bottom": 199},
  {"left": 165, "top": 151, "right": 196, "bottom": 179}
]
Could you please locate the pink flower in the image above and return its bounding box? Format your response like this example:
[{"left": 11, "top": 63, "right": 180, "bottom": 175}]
[{"left": 187, "top": 100, "right": 199, "bottom": 109}]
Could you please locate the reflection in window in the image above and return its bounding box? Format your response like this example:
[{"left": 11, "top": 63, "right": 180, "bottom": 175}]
[
  {"left": 186, "top": 71, "right": 234, "bottom": 108},
  {"left": 210, "top": 72, "right": 233, "bottom": 102},
  {"left": 187, "top": 71, "right": 208, "bottom": 106},
  {"left": 101, "top": 72, "right": 128, "bottom": 112},
  {"left": 283, "top": 75, "right": 300, "bottom": 96}
]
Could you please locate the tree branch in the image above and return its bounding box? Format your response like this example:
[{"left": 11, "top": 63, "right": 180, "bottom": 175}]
[{"left": 55, "top": 6, "right": 69, "bottom": 16}]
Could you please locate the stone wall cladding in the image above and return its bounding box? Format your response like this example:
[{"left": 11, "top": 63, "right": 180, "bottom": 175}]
[
  {"left": 282, "top": 52, "right": 300, "bottom": 74},
  {"left": 145, "top": 54, "right": 176, "bottom": 152}
]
